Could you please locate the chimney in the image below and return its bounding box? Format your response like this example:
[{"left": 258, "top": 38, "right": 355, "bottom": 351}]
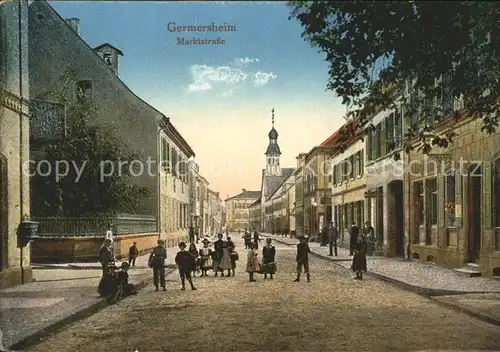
[
  {"left": 242, "top": 188, "right": 246, "bottom": 193},
  {"left": 65, "top": 18, "right": 80, "bottom": 35}
]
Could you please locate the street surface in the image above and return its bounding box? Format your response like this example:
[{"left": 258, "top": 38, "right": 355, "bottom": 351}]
[{"left": 28, "top": 237, "right": 500, "bottom": 351}]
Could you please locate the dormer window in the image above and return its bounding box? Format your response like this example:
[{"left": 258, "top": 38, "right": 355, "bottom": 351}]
[{"left": 103, "top": 53, "right": 113, "bottom": 68}]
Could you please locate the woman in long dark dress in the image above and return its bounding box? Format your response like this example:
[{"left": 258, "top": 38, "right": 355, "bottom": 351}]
[{"left": 351, "top": 233, "right": 367, "bottom": 280}]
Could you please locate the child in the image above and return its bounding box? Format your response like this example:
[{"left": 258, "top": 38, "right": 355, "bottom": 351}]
[
  {"left": 294, "top": 236, "right": 310, "bottom": 282},
  {"left": 148, "top": 239, "right": 167, "bottom": 291},
  {"left": 199, "top": 239, "right": 213, "bottom": 276},
  {"left": 128, "top": 242, "right": 139, "bottom": 267},
  {"left": 175, "top": 242, "right": 197, "bottom": 291},
  {"left": 262, "top": 238, "right": 276, "bottom": 279},
  {"left": 188, "top": 242, "right": 199, "bottom": 277},
  {"left": 246, "top": 242, "right": 259, "bottom": 282}
]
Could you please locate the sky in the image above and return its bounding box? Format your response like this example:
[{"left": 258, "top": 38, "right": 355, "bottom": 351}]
[{"left": 49, "top": 1, "right": 347, "bottom": 199}]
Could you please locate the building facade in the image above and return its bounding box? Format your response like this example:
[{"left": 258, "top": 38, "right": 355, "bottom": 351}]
[
  {"left": 293, "top": 154, "right": 306, "bottom": 235},
  {"left": 0, "top": 0, "right": 32, "bottom": 289},
  {"left": 267, "top": 173, "right": 295, "bottom": 235},
  {"left": 365, "top": 105, "right": 405, "bottom": 256},
  {"left": 226, "top": 189, "right": 260, "bottom": 231},
  {"left": 158, "top": 117, "right": 194, "bottom": 242},
  {"left": 406, "top": 115, "right": 500, "bottom": 277},
  {"left": 249, "top": 198, "right": 261, "bottom": 231},
  {"left": 208, "top": 189, "right": 223, "bottom": 235},
  {"left": 331, "top": 129, "right": 366, "bottom": 245}
]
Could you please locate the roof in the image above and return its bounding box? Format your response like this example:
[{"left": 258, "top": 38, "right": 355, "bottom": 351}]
[
  {"left": 159, "top": 117, "right": 195, "bottom": 158},
  {"left": 250, "top": 198, "right": 262, "bottom": 207},
  {"left": 263, "top": 167, "right": 295, "bottom": 200},
  {"left": 319, "top": 129, "right": 342, "bottom": 147},
  {"left": 226, "top": 190, "right": 261, "bottom": 201},
  {"left": 267, "top": 170, "right": 295, "bottom": 200},
  {"left": 93, "top": 43, "right": 124, "bottom": 56}
]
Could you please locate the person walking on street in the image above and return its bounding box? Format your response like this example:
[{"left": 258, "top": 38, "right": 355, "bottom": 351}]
[
  {"left": 212, "top": 233, "right": 224, "bottom": 277},
  {"left": 328, "top": 222, "right": 339, "bottom": 256},
  {"left": 188, "top": 243, "right": 199, "bottom": 277},
  {"left": 262, "top": 238, "right": 276, "bottom": 279},
  {"left": 227, "top": 236, "right": 237, "bottom": 277},
  {"left": 128, "top": 242, "right": 139, "bottom": 267},
  {"left": 149, "top": 239, "right": 167, "bottom": 291},
  {"left": 321, "top": 226, "right": 328, "bottom": 246},
  {"left": 349, "top": 224, "right": 359, "bottom": 256},
  {"left": 253, "top": 231, "right": 260, "bottom": 250},
  {"left": 218, "top": 240, "right": 233, "bottom": 277},
  {"left": 293, "top": 236, "right": 311, "bottom": 282},
  {"left": 364, "top": 221, "right": 375, "bottom": 256},
  {"left": 352, "top": 231, "right": 368, "bottom": 280},
  {"left": 175, "top": 242, "right": 197, "bottom": 291},
  {"left": 246, "top": 242, "right": 259, "bottom": 282}
]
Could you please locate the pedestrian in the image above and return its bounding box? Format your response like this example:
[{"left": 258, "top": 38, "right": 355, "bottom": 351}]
[
  {"left": 188, "top": 242, "right": 199, "bottom": 277},
  {"left": 175, "top": 242, "right": 197, "bottom": 291},
  {"left": 243, "top": 230, "right": 251, "bottom": 249},
  {"left": 108, "top": 262, "right": 137, "bottom": 303},
  {"left": 148, "top": 239, "right": 167, "bottom": 291},
  {"left": 328, "top": 222, "right": 339, "bottom": 256},
  {"left": 212, "top": 233, "right": 224, "bottom": 277},
  {"left": 349, "top": 224, "right": 359, "bottom": 256},
  {"left": 189, "top": 226, "right": 195, "bottom": 244},
  {"left": 98, "top": 238, "right": 115, "bottom": 297},
  {"left": 293, "top": 235, "right": 311, "bottom": 282},
  {"left": 351, "top": 232, "right": 368, "bottom": 280},
  {"left": 262, "top": 238, "right": 276, "bottom": 279},
  {"left": 227, "top": 236, "right": 237, "bottom": 277},
  {"left": 246, "top": 242, "right": 260, "bottom": 282},
  {"left": 128, "top": 242, "right": 139, "bottom": 267},
  {"left": 253, "top": 231, "right": 260, "bottom": 250},
  {"left": 199, "top": 239, "right": 212, "bottom": 276},
  {"left": 321, "top": 226, "right": 328, "bottom": 246},
  {"left": 364, "top": 221, "right": 375, "bottom": 256},
  {"left": 219, "top": 240, "right": 233, "bottom": 277}
]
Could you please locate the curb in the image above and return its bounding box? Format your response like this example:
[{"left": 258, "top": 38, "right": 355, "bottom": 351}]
[
  {"left": 8, "top": 268, "right": 175, "bottom": 350},
  {"left": 265, "top": 235, "right": 500, "bottom": 327}
]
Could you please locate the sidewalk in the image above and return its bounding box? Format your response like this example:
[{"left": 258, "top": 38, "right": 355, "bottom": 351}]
[
  {"left": 263, "top": 233, "right": 500, "bottom": 326},
  {"left": 0, "top": 245, "right": 181, "bottom": 350}
]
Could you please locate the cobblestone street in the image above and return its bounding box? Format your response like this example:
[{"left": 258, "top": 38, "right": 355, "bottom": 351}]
[{"left": 28, "top": 238, "right": 500, "bottom": 351}]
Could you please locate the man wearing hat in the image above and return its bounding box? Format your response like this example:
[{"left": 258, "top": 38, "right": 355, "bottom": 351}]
[
  {"left": 149, "top": 239, "right": 167, "bottom": 291},
  {"left": 175, "top": 242, "right": 197, "bottom": 290}
]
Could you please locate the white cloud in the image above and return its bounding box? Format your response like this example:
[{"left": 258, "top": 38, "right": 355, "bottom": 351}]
[
  {"left": 253, "top": 71, "right": 277, "bottom": 86},
  {"left": 186, "top": 62, "right": 276, "bottom": 93},
  {"left": 186, "top": 64, "right": 247, "bottom": 92},
  {"left": 235, "top": 57, "right": 260, "bottom": 65}
]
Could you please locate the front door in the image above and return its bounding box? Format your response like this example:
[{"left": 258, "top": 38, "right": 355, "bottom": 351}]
[
  {"left": 467, "top": 164, "right": 482, "bottom": 262},
  {"left": 389, "top": 181, "right": 405, "bottom": 257},
  {"left": 376, "top": 187, "right": 384, "bottom": 251}
]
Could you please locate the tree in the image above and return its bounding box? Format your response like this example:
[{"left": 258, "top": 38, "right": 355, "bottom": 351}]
[
  {"left": 31, "top": 69, "right": 151, "bottom": 216},
  {"left": 289, "top": 1, "right": 499, "bottom": 155}
]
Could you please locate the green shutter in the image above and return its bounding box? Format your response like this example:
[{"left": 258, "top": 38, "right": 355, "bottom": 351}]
[
  {"left": 380, "top": 122, "right": 387, "bottom": 156},
  {"left": 483, "top": 161, "right": 492, "bottom": 228},
  {"left": 438, "top": 175, "right": 445, "bottom": 227}
]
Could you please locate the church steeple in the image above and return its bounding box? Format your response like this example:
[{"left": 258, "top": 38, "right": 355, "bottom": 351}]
[{"left": 265, "top": 108, "right": 281, "bottom": 176}]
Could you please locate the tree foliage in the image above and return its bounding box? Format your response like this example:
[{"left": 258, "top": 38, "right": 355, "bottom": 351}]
[
  {"left": 31, "top": 69, "right": 151, "bottom": 216},
  {"left": 289, "top": 1, "right": 499, "bottom": 155}
]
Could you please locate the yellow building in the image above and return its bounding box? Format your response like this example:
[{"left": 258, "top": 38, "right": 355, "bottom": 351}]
[{"left": 225, "top": 189, "right": 260, "bottom": 231}]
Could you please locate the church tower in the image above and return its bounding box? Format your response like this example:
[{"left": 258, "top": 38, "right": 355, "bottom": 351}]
[{"left": 265, "top": 108, "right": 281, "bottom": 176}]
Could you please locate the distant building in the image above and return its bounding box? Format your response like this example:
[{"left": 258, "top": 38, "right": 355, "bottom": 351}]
[
  {"left": 0, "top": 0, "right": 31, "bottom": 289},
  {"left": 226, "top": 189, "right": 261, "bottom": 231}
]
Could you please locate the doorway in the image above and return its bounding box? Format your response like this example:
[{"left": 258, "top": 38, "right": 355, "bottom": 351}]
[
  {"left": 388, "top": 180, "right": 405, "bottom": 257},
  {"left": 467, "top": 164, "right": 482, "bottom": 263}
]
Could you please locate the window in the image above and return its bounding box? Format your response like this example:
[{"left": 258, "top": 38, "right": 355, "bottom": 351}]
[
  {"left": 76, "top": 80, "right": 92, "bottom": 102},
  {"left": 179, "top": 203, "right": 183, "bottom": 228},
  {"left": 359, "top": 150, "right": 364, "bottom": 176},
  {"left": 415, "top": 181, "right": 424, "bottom": 225},
  {"left": 445, "top": 172, "right": 456, "bottom": 227},
  {"left": 349, "top": 155, "right": 355, "bottom": 178},
  {"left": 366, "top": 133, "right": 373, "bottom": 161},
  {"left": 375, "top": 124, "right": 382, "bottom": 159},
  {"left": 394, "top": 108, "right": 402, "bottom": 146},
  {"left": 166, "top": 143, "right": 171, "bottom": 172},
  {"left": 172, "top": 149, "right": 177, "bottom": 177},
  {"left": 333, "top": 164, "right": 337, "bottom": 184},
  {"left": 494, "top": 159, "right": 500, "bottom": 228},
  {"left": 161, "top": 139, "right": 167, "bottom": 171},
  {"left": 354, "top": 153, "right": 359, "bottom": 177},
  {"left": 429, "top": 178, "right": 438, "bottom": 225},
  {"left": 442, "top": 73, "right": 453, "bottom": 115},
  {"left": 386, "top": 113, "right": 395, "bottom": 152}
]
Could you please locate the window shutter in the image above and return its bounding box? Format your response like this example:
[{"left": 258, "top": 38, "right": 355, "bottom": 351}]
[
  {"left": 483, "top": 161, "right": 492, "bottom": 228},
  {"left": 380, "top": 121, "right": 387, "bottom": 156},
  {"left": 438, "top": 175, "right": 445, "bottom": 227}
]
